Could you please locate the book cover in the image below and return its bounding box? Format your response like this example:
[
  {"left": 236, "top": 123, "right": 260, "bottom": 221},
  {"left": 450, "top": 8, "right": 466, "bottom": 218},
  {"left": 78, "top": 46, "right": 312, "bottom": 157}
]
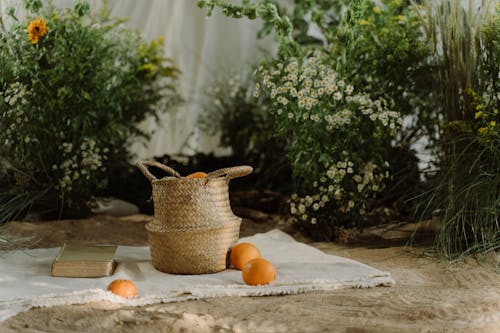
[{"left": 51, "top": 244, "right": 117, "bottom": 278}]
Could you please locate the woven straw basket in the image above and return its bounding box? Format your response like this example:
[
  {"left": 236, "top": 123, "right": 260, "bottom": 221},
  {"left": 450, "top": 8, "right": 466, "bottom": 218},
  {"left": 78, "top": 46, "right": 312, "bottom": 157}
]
[{"left": 137, "top": 160, "right": 252, "bottom": 274}]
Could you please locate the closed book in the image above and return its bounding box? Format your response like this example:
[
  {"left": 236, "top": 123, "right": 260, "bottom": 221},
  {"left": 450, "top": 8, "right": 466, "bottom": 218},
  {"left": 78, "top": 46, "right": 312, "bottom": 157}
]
[{"left": 51, "top": 244, "right": 117, "bottom": 278}]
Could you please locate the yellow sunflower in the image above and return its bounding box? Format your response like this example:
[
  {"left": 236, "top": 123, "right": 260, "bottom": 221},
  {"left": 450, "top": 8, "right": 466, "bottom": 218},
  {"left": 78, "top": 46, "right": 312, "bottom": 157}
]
[{"left": 27, "top": 17, "right": 48, "bottom": 44}]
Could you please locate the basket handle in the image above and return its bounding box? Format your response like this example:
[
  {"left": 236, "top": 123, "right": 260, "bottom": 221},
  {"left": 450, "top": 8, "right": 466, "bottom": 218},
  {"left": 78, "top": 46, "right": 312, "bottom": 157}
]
[
  {"left": 136, "top": 160, "right": 181, "bottom": 182},
  {"left": 207, "top": 165, "right": 253, "bottom": 181}
]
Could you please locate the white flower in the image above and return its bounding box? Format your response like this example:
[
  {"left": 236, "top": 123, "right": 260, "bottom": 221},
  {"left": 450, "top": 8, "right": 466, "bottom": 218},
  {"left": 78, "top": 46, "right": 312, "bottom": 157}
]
[
  {"left": 298, "top": 204, "right": 306, "bottom": 213},
  {"left": 313, "top": 203, "right": 320, "bottom": 211},
  {"left": 333, "top": 92, "right": 342, "bottom": 101},
  {"left": 288, "top": 113, "right": 294, "bottom": 119},
  {"left": 311, "top": 218, "right": 317, "bottom": 224},
  {"left": 301, "top": 214, "right": 308, "bottom": 221},
  {"left": 291, "top": 207, "right": 297, "bottom": 214}
]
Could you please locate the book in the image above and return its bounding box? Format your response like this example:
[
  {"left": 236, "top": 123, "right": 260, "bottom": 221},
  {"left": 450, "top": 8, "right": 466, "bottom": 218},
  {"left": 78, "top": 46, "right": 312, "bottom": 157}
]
[{"left": 51, "top": 244, "right": 117, "bottom": 278}]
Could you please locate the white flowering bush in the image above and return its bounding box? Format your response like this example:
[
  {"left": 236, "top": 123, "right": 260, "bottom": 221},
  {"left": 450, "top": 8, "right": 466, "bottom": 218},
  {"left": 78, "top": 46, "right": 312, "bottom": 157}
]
[{"left": 255, "top": 54, "right": 401, "bottom": 238}]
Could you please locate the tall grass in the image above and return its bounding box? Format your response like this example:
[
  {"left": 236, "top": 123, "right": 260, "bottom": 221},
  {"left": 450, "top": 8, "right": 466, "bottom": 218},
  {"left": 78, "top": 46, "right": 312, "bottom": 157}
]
[
  {"left": 431, "top": 136, "right": 500, "bottom": 260},
  {"left": 414, "top": 0, "right": 499, "bottom": 260},
  {"left": 420, "top": 0, "right": 494, "bottom": 122}
]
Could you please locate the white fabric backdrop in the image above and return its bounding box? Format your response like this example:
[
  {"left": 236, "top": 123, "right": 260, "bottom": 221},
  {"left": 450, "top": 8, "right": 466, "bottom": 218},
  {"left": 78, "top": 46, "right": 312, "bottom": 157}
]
[{"left": 0, "top": 0, "right": 275, "bottom": 158}]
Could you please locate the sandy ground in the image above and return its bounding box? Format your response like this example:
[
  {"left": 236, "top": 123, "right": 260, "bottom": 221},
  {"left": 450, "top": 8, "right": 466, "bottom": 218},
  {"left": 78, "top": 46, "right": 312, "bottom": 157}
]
[{"left": 1, "top": 214, "right": 499, "bottom": 333}]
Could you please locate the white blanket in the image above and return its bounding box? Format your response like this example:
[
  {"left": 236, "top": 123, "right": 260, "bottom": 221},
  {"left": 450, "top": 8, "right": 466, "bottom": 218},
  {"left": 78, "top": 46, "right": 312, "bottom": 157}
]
[{"left": 0, "top": 229, "right": 394, "bottom": 321}]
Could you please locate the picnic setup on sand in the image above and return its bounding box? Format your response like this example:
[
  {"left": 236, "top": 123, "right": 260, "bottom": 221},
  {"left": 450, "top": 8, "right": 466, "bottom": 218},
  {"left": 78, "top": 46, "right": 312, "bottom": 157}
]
[
  {"left": 0, "top": 161, "right": 394, "bottom": 321},
  {"left": 0, "top": 0, "right": 499, "bottom": 332}
]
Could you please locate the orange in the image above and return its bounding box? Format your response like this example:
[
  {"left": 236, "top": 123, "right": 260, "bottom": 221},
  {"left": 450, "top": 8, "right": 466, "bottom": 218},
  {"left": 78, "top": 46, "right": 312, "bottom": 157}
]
[
  {"left": 107, "top": 279, "right": 138, "bottom": 298},
  {"left": 186, "top": 171, "right": 208, "bottom": 179},
  {"left": 230, "top": 242, "right": 261, "bottom": 270},
  {"left": 242, "top": 258, "right": 276, "bottom": 286}
]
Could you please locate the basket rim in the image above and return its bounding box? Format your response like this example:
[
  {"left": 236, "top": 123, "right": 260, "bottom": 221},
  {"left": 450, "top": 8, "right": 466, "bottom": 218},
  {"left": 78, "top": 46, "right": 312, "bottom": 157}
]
[{"left": 150, "top": 176, "right": 228, "bottom": 185}]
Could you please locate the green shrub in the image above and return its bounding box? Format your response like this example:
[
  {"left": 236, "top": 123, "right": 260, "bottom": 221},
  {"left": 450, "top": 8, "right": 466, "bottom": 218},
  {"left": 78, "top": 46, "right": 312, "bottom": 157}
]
[
  {"left": 255, "top": 54, "right": 401, "bottom": 238},
  {"left": 0, "top": 0, "right": 180, "bottom": 221},
  {"left": 200, "top": 73, "right": 291, "bottom": 190},
  {"left": 199, "top": 0, "right": 500, "bottom": 256}
]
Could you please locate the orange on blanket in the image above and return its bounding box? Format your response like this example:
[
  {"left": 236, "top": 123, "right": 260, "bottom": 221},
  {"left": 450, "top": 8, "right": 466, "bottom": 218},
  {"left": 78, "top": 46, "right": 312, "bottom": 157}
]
[
  {"left": 107, "top": 279, "right": 138, "bottom": 298},
  {"left": 230, "top": 242, "right": 261, "bottom": 270},
  {"left": 242, "top": 258, "right": 276, "bottom": 286}
]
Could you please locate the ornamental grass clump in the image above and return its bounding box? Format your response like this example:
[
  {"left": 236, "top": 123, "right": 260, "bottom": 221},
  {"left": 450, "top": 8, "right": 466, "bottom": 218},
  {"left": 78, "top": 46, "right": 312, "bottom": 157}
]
[
  {"left": 0, "top": 0, "right": 180, "bottom": 222},
  {"left": 413, "top": 0, "right": 500, "bottom": 260},
  {"left": 255, "top": 54, "right": 401, "bottom": 239}
]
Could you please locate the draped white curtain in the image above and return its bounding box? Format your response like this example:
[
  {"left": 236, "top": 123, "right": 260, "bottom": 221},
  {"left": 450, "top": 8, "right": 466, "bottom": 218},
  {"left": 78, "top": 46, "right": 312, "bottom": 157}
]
[{"left": 1, "top": 0, "right": 275, "bottom": 158}]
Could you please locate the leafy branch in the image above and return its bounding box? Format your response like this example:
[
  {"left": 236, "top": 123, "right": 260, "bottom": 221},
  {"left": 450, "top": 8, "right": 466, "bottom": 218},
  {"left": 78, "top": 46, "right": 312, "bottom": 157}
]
[{"left": 197, "top": 0, "right": 301, "bottom": 57}]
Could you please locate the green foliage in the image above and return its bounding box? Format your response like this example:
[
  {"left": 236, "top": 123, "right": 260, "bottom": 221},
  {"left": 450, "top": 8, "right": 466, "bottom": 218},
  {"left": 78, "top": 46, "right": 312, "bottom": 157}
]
[
  {"left": 199, "top": 0, "right": 500, "bottom": 255},
  {"left": 0, "top": 0, "right": 180, "bottom": 221},
  {"left": 256, "top": 54, "right": 400, "bottom": 238},
  {"left": 335, "top": 1, "right": 438, "bottom": 143},
  {"left": 414, "top": 1, "right": 500, "bottom": 260},
  {"left": 418, "top": 89, "right": 500, "bottom": 260},
  {"left": 200, "top": 73, "right": 290, "bottom": 190},
  {"left": 197, "top": 0, "right": 300, "bottom": 57},
  {"left": 198, "top": 0, "right": 422, "bottom": 237}
]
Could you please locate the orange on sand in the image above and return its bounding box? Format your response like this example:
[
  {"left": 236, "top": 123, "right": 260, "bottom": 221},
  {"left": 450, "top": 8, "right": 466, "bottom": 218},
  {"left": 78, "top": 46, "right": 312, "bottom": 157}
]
[
  {"left": 107, "top": 279, "right": 138, "bottom": 298},
  {"left": 230, "top": 242, "right": 261, "bottom": 270},
  {"left": 186, "top": 171, "right": 208, "bottom": 179},
  {"left": 242, "top": 258, "right": 276, "bottom": 286}
]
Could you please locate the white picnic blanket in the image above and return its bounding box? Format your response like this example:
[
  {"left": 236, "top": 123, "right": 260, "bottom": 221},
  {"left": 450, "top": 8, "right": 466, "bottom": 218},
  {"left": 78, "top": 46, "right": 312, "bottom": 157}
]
[{"left": 0, "top": 229, "right": 394, "bottom": 321}]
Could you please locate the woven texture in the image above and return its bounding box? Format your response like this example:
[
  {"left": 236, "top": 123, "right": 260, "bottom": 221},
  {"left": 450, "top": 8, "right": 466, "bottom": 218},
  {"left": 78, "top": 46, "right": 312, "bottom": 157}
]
[
  {"left": 137, "top": 160, "right": 252, "bottom": 274},
  {"left": 146, "top": 221, "right": 241, "bottom": 274},
  {"left": 151, "top": 177, "right": 235, "bottom": 229}
]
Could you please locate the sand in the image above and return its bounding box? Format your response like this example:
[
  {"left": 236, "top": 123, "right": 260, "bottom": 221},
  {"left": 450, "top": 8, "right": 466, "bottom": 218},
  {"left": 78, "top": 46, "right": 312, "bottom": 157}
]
[{"left": 1, "top": 214, "right": 499, "bottom": 333}]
